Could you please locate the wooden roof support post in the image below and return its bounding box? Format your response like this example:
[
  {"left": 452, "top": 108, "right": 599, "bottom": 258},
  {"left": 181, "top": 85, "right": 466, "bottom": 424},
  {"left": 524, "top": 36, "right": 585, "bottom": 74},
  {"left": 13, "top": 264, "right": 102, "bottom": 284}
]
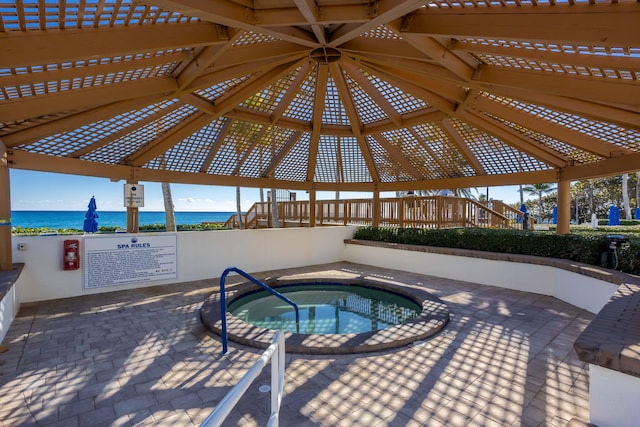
[
  {"left": 373, "top": 186, "right": 380, "bottom": 228},
  {"left": 557, "top": 179, "right": 571, "bottom": 235},
  {"left": 0, "top": 142, "right": 12, "bottom": 271},
  {"left": 126, "top": 178, "right": 140, "bottom": 234},
  {"left": 309, "top": 185, "right": 316, "bottom": 228}
]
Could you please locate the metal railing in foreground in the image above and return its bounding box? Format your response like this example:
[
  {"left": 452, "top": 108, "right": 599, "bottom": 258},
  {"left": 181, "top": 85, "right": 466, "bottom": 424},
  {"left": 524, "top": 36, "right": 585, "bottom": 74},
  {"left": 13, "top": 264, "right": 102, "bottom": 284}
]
[
  {"left": 200, "top": 331, "right": 286, "bottom": 427},
  {"left": 218, "top": 266, "right": 299, "bottom": 354}
]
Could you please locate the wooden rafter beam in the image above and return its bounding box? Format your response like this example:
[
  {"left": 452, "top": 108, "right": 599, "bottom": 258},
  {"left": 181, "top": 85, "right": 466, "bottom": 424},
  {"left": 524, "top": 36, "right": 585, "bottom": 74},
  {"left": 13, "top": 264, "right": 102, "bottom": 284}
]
[
  {"left": 251, "top": 3, "right": 367, "bottom": 27},
  {"left": 329, "top": 63, "right": 362, "bottom": 135},
  {"left": 407, "top": 128, "right": 453, "bottom": 178},
  {"left": 226, "top": 107, "right": 314, "bottom": 133},
  {"left": 6, "top": 149, "right": 318, "bottom": 190},
  {"left": 232, "top": 126, "right": 268, "bottom": 175},
  {"left": 351, "top": 54, "right": 465, "bottom": 85},
  {"left": 362, "top": 61, "right": 467, "bottom": 104},
  {"left": 374, "top": 169, "right": 558, "bottom": 193},
  {"left": 474, "top": 66, "right": 640, "bottom": 109},
  {"left": 8, "top": 150, "right": 138, "bottom": 182},
  {"left": 135, "top": 167, "right": 314, "bottom": 190},
  {"left": 357, "top": 53, "right": 640, "bottom": 127},
  {"left": 146, "top": 2, "right": 370, "bottom": 29},
  {"left": 0, "top": 51, "right": 190, "bottom": 88},
  {"left": 262, "top": 131, "right": 302, "bottom": 178},
  {"left": 145, "top": 0, "right": 320, "bottom": 48},
  {"left": 341, "top": 59, "right": 402, "bottom": 127},
  {"left": 336, "top": 136, "right": 344, "bottom": 183},
  {"left": 67, "top": 101, "right": 185, "bottom": 158},
  {"left": 330, "top": 63, "right": 380, "bottom": 183},
  {"left": 453, "top": 40, "right": 640, "bottom": 72},
  {"left": 363, "top": 110, "right": 447, "bottom": 135},
  {"left": 202, "top": 103, "right": 448, "bottom": 138},
  {"left": 0, "top": 77, "right": 178, "bottom": 123},
  {"left": 358, "top": 62, "right": 457, "bottom": 114},
  {"left": 472, "top": 96, "right": 631, "bottom": 158},
  {"left": 184, "top": 52, "right": 309, "bottom": 95},
  {"left": 207, "top": 58, "right": 308, "bottom": 117},
  {"left": 203, "top": 41, "right": 311, "bottom": 71},
  {"left": 339, "top": 37, "right": 433, "bottom": 62},
  {"left": 401, "top": 4, "right": 640, "bottom": 46},
  {"left": 271, "top": 62, "right": 311, "bottom": 125},
  {"left": 293, "top": 0, "right": 327, "bottom": 45},
  {"left": 328, "top": 0, "right": 429, "bottom": 47},
  {"left": 0, "top": 94, "right": 169, "bottom": 147},
  {"left": 176, "top": 28, "right": 243, "bottom": 91},
  {"left": 459, "top": 110, "right": 570, "bottom": 168},
  {"left": 200, "top": 118, "right": 232, "bottom": 173},
  {"left": 6, "top": 147, "right": 567, "bottom": 192},
  {"left": 561, "top": 151, "right": 640, "bottom": 181},
  {"left": 307, "top": 64, "right": 328, "bottom": 182},
  {"left": 126, "top": 111, "right": 213, "bottom": 167},
  {"left": 386, "top": 19, "right": 477, "bottom": 82},
  {"left": 356, "top": 52, "right": 640, "bottom": 125},
  {"left": 371, "top": 134, "right": 425, "bottom": 180},
  {"left": 440, "top": 118, "right": 486, "bottom": 175},
  {"left": 353, "top": 50, "right": 640, "bottom": 127},
  {"left": 1, "top": 22, "right": 226, "bottom": 69},
  {"left": 477, "top": 86, "right": 640, "bottom": 131},
  {"left": 454, "top": 88, "right": 479, "bottom": 113},
  {"left": 6, "top": 146, "right": 556, "bottom": 191}
]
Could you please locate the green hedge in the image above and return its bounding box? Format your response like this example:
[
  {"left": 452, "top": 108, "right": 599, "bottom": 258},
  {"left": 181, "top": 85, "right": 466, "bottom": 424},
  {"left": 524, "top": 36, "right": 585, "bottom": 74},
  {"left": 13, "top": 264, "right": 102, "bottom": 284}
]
[
  {"left": 353, "top": 226, "right": 640, "bottom": 275},
  {"left": 11, "top": 223, "right": 229, "bottom": 236},
  {"left": 597, "top": 219, "right": 640, "bottom": 227}
]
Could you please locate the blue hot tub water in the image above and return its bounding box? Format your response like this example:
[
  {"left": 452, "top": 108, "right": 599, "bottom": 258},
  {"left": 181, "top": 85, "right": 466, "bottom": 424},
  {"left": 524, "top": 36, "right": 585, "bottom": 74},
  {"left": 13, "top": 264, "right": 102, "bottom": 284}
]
[{"left": 227, "top": 283, "right": 422, "bottom": 334}]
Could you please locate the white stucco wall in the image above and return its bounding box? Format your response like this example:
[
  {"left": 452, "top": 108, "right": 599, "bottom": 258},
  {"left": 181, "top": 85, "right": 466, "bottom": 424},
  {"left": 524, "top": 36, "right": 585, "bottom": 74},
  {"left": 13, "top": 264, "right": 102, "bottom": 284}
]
[
  {"left": 0, "top": 278, "right": 18, "bottom": 344},
  {"left": 590, "top": 365, "right": 640, "bottom": 427},
  {"left": 343, "top": 244, "right": 619, "bottom": 314},
  {"left": 11, "top": 230, "right": 621, "bottom": 310},
  {"left": 11, "top": 226, "right": 357, "bottom": 303}
]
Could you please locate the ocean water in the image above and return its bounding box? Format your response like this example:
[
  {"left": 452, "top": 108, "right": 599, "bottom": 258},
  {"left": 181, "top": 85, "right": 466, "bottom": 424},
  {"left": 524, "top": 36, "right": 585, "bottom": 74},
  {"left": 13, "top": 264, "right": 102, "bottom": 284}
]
[{"left": 11, "top": 211, "right": 237, "bottom": 230}]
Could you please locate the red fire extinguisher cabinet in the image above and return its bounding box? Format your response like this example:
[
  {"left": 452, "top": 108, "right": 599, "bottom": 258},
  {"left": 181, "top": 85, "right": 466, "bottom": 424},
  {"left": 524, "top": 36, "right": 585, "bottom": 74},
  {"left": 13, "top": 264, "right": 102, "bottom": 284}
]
[{"left": 63, "top": 240, "right": 80, "bottom": 270}]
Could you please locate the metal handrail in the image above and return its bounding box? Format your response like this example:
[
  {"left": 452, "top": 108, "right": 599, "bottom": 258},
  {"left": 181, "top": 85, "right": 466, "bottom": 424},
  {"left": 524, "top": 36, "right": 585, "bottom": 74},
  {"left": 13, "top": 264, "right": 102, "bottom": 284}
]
[
  {"left": 200, "top": 331, "right": 286, "bottom": 427},
  {"left": 219, "top": 266, "right": 299, "bottom": 354}
]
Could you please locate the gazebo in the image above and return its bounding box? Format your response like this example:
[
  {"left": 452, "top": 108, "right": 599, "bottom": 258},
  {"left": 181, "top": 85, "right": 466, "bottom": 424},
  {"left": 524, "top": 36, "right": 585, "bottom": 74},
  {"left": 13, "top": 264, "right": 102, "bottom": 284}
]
[{"left": 1, "top": 0, "right": 639, "bottom": 270}]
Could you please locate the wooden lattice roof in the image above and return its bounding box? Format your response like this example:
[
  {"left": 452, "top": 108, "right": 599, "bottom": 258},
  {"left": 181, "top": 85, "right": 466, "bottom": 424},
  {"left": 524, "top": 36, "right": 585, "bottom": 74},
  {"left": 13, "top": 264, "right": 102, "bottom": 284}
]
[{"left": 1, "top": 0, "right": 639, "bottom": 192}]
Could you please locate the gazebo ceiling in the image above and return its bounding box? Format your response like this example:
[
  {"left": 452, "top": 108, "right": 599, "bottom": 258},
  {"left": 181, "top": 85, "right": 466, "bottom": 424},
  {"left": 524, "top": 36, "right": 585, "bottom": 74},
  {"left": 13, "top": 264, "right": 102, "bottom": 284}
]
[{"left": 1, "top": 0, "right": 639, "bottom": 192}]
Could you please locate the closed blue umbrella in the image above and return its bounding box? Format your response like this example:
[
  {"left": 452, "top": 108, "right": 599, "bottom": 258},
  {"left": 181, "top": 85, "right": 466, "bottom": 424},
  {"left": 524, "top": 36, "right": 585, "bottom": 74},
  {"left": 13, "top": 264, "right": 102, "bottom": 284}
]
[
  {"left": 635, "top": 207, "right": 640, "bottom": 220},
  {"left": 83, "top": 196, "right": 99, "bottom": 233},
  {"left": 517, "top": 203, "right": 527, "bottom": 223},
  {"left": 607, "top": 205, "right": 620, "bottom": 226},
  {"left": 552, "top": 205, "right": 558, "bottom": 224}
]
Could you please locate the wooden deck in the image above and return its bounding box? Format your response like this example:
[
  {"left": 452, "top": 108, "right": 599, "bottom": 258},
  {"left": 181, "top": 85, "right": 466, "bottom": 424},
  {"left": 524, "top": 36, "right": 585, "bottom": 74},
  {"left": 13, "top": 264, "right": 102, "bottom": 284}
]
[{"left": 225, "top": 196, "right": 532, "bottom": 230}]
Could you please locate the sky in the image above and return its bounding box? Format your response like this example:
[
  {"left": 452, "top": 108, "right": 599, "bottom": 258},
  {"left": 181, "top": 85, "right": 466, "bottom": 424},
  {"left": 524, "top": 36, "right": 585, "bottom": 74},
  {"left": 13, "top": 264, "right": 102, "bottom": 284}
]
[{"left": 9, "top": 169, "right": 524, "bottom": 211}]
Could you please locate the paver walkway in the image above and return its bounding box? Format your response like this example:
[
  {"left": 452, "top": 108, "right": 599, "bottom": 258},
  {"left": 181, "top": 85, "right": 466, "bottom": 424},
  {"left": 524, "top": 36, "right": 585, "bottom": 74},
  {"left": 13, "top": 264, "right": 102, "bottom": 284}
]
[{"left": 0, "top": 262, "right": 592, "bottom": 426}]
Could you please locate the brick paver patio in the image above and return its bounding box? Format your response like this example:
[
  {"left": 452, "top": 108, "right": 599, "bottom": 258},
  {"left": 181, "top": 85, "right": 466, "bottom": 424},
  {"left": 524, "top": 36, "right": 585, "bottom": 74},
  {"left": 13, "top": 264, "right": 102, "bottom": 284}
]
[{"left": 0, "top": 262, "right": 592, "bottom": 426}]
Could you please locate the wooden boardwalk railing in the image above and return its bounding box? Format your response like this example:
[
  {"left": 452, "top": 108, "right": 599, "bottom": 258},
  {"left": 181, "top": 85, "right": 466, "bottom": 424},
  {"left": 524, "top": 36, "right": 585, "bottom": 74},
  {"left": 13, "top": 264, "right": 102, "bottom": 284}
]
[{"left": 225, "top": 196, "right": 533, "bottom": 230}]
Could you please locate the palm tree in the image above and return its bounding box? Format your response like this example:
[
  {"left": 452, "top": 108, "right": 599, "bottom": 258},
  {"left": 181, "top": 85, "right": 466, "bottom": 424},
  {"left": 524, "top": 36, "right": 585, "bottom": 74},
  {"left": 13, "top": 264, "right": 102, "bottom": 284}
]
[
  {"left": 235, "top": 186, "right": 244, "bottom": 229},
  {"left": 162, "top": 182, "right": 176, "bottom": 232},
  {"left": 270, "top": 189, "right": 280, "bottom": 228},
  {"left": 451, "top": 188, "right": 476, "bottom": 198},
  {"left": 522, "top": 183, "right": 556, "bottom": 222},
  {"left": 519, "top": 185, "right": 524, "bottom": 205},
  {"left": 622, "top": 174, "right": 631, "bottom": 219}
]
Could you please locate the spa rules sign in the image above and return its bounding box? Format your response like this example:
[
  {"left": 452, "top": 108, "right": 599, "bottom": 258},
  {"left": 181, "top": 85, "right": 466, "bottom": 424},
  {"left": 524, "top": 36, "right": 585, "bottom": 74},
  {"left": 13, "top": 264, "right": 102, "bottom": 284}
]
[{"left": 83, "top": 234, "right": 177, "bottom": 289}]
